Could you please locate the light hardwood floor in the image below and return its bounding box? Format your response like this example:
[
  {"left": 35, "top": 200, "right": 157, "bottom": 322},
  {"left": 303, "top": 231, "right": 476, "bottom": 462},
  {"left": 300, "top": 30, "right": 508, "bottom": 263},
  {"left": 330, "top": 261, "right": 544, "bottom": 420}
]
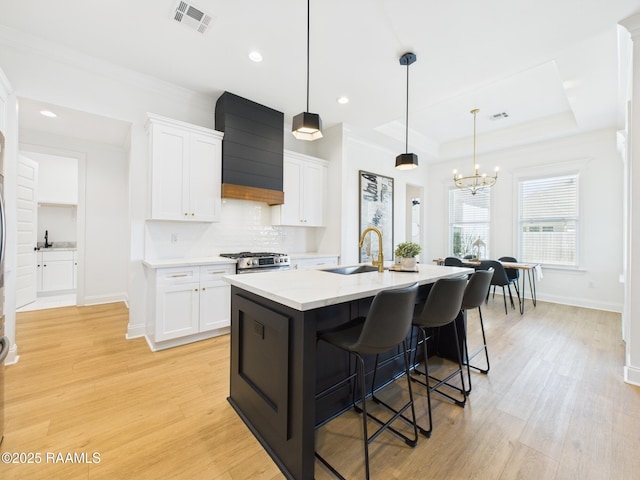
[{"left": 2, "top": 299, "right": 639, "bottom": 479}]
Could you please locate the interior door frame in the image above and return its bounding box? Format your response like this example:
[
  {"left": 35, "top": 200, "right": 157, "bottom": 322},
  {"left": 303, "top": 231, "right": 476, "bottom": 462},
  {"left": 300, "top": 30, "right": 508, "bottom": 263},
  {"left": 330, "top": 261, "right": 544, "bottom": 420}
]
[{"left": 18, "top": 142, "right": 86, "bottom": 306}]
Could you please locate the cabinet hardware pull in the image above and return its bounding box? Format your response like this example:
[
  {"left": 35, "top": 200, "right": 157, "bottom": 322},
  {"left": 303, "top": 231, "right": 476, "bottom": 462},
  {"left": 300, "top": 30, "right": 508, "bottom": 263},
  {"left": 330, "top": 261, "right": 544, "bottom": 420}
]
[
  {"left": 209, "top": 270, "right": 226, "bottom": 274},
  {"left": 202, "top": 287, "right": 206, "bottom": 291},
  {"left": 170, "top": 273, "right": 188, "bottom": 278},
  {"left": 195, "top": 288, "right": 198, "bottom": 291}
]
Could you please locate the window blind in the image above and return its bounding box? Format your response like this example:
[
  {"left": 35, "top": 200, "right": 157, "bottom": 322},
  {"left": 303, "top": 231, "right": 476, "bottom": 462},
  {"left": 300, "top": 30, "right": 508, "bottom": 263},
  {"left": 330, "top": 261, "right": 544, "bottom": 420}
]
[
  {"left": 518, "top": 174, "right": 578, "bottom": 266},
  {"left": 449, "top": 188, "right": 490, "bottom": 257}
]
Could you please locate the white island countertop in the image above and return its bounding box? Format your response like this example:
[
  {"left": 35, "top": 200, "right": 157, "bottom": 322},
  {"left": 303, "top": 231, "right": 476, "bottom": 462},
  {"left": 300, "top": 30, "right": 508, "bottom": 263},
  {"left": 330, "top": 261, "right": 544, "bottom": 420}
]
[{"left": 223, "top": 263, "right": 473, "bottom": 311}]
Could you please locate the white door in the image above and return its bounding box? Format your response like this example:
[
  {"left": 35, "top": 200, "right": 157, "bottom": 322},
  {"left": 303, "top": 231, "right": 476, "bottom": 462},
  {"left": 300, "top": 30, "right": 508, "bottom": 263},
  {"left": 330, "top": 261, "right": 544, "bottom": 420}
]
[{"left": 16, "top": 154, "right": 38, "bottom": 308}]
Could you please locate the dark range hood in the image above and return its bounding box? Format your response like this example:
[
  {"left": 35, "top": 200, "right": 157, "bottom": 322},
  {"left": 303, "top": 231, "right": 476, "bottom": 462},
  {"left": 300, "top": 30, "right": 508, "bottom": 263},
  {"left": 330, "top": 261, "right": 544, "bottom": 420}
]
[{"left": 215, "top": 92, "right": 285, "bottom": 205}]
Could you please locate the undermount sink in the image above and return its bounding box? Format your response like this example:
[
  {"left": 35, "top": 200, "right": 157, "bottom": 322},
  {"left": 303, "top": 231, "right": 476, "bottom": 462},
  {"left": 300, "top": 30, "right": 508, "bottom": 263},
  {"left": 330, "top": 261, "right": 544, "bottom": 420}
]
[{"left": 322, "top": 265, "right": 380, "bottom": 275}]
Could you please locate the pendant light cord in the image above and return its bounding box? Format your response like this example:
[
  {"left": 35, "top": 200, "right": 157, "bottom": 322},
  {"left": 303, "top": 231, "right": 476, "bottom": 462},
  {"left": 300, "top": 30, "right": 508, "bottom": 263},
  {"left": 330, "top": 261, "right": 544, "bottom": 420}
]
[
  {"left": 472, "top": 109, "right": 477, "bottom": 172},
  {"left": 306, "top": 0, "right": 310, "bottom": 112},
  {"left": 405, "top": 62, "right": 409, "bottom": 154}
]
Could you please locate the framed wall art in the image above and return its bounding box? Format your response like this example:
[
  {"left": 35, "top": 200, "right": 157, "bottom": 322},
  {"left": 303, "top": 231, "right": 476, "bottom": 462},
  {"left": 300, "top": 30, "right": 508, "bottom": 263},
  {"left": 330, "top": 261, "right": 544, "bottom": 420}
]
[{"left": 359, "top": 170, "right": 394, "bottom": 262}]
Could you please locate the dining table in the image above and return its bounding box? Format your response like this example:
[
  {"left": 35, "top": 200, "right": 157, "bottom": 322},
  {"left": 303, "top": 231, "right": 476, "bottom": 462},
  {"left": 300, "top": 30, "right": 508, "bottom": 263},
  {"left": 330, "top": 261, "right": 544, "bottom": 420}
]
[
  {"left": 433, "top": 258, "right": 541, "bottom": 314},
  {"left": 498, "top": 261, "right": 540, "bottom": 314}
]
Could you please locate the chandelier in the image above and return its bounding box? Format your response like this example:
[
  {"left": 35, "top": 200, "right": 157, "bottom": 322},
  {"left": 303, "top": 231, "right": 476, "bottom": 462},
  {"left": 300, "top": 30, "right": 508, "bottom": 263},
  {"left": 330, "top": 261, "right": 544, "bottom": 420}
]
[{"left": 453, "top": 109, "right": 499, "bottom": 195}]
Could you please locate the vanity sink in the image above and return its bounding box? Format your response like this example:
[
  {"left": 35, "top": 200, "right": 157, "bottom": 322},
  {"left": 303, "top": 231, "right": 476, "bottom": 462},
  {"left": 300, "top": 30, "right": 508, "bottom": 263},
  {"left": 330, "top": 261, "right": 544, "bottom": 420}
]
[{"left": 322, "top": 265, "right": 380, "bottom": 275}]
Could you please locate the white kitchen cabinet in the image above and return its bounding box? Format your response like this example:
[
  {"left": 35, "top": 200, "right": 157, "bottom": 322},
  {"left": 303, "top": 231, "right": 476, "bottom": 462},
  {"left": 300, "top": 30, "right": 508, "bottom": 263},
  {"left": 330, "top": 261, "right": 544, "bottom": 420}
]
[
  {"left": 291, "top": 255, "right": 339, "bottom": 270},
  {"left": 146, "top": 262, "right": 235, "bottom": 348},
  {"left": 199, "top": 265, "right": 234, "bottom": 331},
  {"left": 272, "top": 151, "right": 328, "bottom": 227},
  {"left": 147, "top": 113, "right": 223, "bottom": 222},
  {"left": 37, "top": 250, "right": 74, "bottom": 292}
]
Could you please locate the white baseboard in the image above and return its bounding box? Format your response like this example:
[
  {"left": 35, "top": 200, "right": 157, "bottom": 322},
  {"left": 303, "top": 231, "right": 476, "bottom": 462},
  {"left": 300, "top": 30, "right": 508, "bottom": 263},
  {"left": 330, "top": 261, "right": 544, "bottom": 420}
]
[
  {"left": 5, "top": 342, "right": 20, "bottom": 365},
  {"left": 490, "top": 290, "right": 623, "bottom": 313},
  {"left": 144, "top": 327, "right": 230, "bottom": 351},
  {"left": 624, "top": 364, "right": 640, "bottom": 386},
  {"left": 537, "top": 293, "right": 622, "bottom": 313},
  {"left": 126, "top": 323, "right": 145, "bottom": 339},
  {"left": 81, "top": 292, "right": 127, "bottom": 306}
]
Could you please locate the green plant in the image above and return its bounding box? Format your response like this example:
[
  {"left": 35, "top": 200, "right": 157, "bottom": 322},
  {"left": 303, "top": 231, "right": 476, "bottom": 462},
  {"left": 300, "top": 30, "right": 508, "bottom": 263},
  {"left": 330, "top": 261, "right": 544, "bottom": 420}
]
[{"left": 394, "top": 241, "right": 422, "bottom": 258}]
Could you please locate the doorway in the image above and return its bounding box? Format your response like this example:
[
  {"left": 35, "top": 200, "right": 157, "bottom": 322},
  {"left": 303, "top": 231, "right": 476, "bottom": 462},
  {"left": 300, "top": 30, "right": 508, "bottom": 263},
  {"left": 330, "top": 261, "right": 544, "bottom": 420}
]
[
  {"left": 405, "top": 184, "right": 424, "bottom": 262},
  {"left": 16, "top": 150, "right": 82, "bottom": 312}
]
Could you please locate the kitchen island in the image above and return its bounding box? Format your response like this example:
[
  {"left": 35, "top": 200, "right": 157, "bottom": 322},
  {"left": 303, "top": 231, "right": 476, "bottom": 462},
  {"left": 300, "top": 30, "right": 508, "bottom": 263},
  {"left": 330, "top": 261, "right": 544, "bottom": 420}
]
[{"left": 223, "top": 263, "right": 473, "bottom": 480}]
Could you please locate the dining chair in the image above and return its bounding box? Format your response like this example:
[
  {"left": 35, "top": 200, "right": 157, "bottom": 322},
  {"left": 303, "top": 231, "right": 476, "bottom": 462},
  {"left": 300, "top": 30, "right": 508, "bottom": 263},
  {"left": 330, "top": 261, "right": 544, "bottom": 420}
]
[
  {"left": 477, "top": 260, "right": 514, "bottom": 314},
  {"left": 498, "top": 256, "right": 520, "bottom": 299},
  {"left": 444, "top": 256, "right": 464, "bottom": 266}
]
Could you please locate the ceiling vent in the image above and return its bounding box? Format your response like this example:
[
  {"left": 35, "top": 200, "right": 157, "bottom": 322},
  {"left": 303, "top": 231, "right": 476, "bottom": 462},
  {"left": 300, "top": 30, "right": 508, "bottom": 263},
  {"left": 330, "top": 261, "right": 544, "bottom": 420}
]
[
  {"left": 489, "top": 112, "right": 509, "bottom": 120},
  {"left": 173, "top": 1, "right": 213, "bottom": 34}
]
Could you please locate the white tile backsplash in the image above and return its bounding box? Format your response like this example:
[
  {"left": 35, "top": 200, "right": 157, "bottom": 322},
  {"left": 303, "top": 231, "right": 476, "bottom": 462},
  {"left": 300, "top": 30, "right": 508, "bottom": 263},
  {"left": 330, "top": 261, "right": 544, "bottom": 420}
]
[{"left": 145, "top": 199, "right": 316, "bottom": 259}]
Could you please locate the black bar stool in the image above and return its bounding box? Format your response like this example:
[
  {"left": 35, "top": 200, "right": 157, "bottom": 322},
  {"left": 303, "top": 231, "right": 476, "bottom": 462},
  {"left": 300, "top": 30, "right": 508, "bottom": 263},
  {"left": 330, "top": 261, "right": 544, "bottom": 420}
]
[
  {"left": 315, "top": 283, "right": 419, "bottom": 480},
  {"left": 461, "top": 269, "right": 494, "bottom": 394},
  {"left": 410, "top": 276, "right": 467, "bottom": 437}
]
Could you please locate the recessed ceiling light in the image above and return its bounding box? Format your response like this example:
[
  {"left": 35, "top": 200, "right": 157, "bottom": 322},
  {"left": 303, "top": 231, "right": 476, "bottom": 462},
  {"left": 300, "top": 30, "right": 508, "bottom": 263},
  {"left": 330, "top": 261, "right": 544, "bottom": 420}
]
[
  {"left": 40, "top": 110, "right": 57, "bottom": 118},
  {"left": 337, "top": 96, "right": 349, "bottom": 105},
  {"left": 249, "top": 51, "right": 263, "bottom": 63}
]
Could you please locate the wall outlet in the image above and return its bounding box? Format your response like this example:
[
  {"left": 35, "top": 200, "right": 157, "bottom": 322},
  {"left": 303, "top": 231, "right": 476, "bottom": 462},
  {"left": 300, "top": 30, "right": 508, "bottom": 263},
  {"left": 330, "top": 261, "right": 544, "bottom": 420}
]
[{"left": 170, "top": 233, "right": 178, "bottom": 243}]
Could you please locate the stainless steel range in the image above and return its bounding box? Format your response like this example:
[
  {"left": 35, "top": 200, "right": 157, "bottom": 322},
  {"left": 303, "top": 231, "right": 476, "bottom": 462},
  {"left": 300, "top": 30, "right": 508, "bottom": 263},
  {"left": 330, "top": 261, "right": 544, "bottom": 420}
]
[{"left": 220, "top": 252, "right": 291, "bottom": 274}]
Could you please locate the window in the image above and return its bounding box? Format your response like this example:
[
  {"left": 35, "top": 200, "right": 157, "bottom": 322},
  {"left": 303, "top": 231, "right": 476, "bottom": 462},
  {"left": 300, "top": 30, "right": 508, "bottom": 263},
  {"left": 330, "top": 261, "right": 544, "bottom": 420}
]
[
  {"left": 518, "top": 174, "right": 578, "bottom": 267},
  {"left": 449, "top": 188, "right": 490, "bottom": 258}
]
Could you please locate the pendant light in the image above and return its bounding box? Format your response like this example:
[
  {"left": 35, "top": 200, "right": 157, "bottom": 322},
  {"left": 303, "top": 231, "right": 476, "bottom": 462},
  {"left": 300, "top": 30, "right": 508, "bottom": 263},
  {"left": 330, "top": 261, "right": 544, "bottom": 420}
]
[
  {"left": 396, "top": 52, "right": 418, "bottom": 170},
  {"left": 292, "top": 0, "right": 323, "bottom": 141},
  {"left": 452, "top": 109, "right": 499, "bottom": 195}
]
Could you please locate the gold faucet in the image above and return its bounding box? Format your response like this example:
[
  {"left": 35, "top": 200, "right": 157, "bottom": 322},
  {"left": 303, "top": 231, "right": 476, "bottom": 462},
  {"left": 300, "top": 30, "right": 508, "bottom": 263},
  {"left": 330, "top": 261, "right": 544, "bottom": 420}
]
[{"left": 359, "top": 227, "right": 384, "bottom": 272}]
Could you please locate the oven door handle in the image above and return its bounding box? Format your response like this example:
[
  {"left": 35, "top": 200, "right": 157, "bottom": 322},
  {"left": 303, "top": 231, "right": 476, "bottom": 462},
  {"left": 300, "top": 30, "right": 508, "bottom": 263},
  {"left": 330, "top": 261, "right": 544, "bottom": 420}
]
[
  {"left": 237, "top": 266, "right": 291, "bottom": 274},
  {"left": 0, "top": 336, "right": 9, "bottom": 363}
]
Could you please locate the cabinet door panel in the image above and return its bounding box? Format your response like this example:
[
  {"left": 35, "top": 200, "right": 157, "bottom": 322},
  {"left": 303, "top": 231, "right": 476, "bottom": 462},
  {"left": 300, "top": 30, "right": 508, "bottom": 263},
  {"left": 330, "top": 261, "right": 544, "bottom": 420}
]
[
  {"left": 280, "top": 158, "right": 303, "bottom": 225},
  {"left": 42, "top": 260, "right": 74, "bottom": 292},
  {"left": 156, "top": 283, "right": 199, "bottom": 341},
  {"left": 200, "top": 280, "right": 230, "bottom": 331},
  {"left": 151, "top": 125, "right": 189, "bottom": 220},
  {"left": 301, "top": 161, "right": 325, "bottom": 226},
  {"left": 189, "top": 133, "right": 221, "bottom": 221}
]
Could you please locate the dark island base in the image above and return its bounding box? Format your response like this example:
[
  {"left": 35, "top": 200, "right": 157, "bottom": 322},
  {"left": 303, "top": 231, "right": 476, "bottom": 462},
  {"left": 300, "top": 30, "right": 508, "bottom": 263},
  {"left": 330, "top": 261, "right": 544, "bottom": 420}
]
[{"left": 228, "top": 284, "right": 465, "bottom": 480}]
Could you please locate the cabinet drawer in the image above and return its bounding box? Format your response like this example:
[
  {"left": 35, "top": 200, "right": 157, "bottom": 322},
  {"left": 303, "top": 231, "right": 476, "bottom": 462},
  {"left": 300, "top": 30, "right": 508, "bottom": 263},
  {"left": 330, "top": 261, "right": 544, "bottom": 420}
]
[
  {"left": 41, "top": 250, "right": 74, "bottom": 261},
  {"left": 156, "top": 266, "right": 200, "bottom": 286},
  {"left": 200, "top": 264, "right": 235, "bottom": 282}
]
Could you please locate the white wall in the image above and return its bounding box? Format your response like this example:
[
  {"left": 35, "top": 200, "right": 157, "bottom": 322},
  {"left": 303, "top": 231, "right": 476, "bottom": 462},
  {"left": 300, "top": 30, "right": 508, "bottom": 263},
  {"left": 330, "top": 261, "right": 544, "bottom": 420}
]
[
  {"left": 427, "top": 128, "right": 624, "bottom": 312},
  {"left": 37, "top": 205, "right": 76, "bottom": 244},
  {"left": 314, "top": 124, "right": 344, "bottom": 257}
]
